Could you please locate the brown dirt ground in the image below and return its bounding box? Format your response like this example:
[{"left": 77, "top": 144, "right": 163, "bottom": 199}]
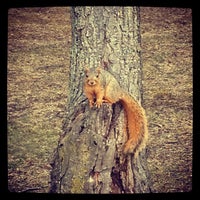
[
  {"left": 7, "top": 7, "right": 71, "bottom": 193},
  {"left": 7, "top": 7, "right": 192, "bottom": 193},
  {"left": 140, "top": 7, "right": 192, "bottom": 192}
]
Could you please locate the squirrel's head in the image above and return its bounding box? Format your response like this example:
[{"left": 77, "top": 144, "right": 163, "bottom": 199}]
[{"left": 84, "top": 67, "right": 101, "bottom": 86}]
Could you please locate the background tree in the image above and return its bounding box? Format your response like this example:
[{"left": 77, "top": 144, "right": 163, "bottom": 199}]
[{"left": 50, "top": 6, "right": 150, "bottom": 194}]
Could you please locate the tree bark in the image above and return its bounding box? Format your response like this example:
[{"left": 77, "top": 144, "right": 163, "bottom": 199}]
[{"left": 50, "top": 6, "right": 150, "bottom": 194}]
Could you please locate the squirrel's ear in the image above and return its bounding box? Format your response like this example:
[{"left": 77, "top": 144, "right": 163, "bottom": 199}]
[
  {"left": 84, "top": 67, "right": 89, "bottom": 74},
  {"left": 97, "top": 66, "right": 101, "bottom": 74}
]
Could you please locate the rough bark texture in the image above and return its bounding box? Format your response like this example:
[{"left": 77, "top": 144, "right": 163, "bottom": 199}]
[{"left": 50, "top": 6, "right": 150, "bottom": 194}]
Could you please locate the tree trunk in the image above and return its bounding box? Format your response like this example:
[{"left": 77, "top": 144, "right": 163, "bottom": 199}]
[{"left": 50, "top": 6, "right": 150, "bottom": 194}]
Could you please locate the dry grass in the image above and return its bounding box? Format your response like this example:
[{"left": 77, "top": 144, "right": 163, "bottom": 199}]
[
  {"left": 7, "top": 7, "right": 71, "bottom": 192},
  {"left": 7, "top": 7, "right": 192, "bottom": 193},
  {"left": 140, "top": 7, "right": 192, "bottom": 192}
]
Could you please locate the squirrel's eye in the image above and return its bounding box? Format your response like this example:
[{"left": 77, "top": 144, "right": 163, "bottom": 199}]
[
  {"left": 86, "top": 75, "right": 88, "bottom": 78},
  {"left": 96, "top": 75, "right": 99, "bottom": 78}
]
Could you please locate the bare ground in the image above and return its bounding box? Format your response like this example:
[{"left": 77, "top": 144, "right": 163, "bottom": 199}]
[
  {"left": 140, "top": 7, "right": 192, "bottom": 192},
  {"left": 7, "top": 7, "right": 71, "bottom": 193},
  {"left": 7, "top": 7, "right": 192, "bottom": 193}
]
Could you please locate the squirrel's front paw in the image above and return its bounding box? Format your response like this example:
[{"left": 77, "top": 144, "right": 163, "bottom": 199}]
[
  {"left": 89, "top": 100, "right": 95, "bottom": 108},
  {"left": 96, "top": 100, "right": 103, "bottom": 108}
]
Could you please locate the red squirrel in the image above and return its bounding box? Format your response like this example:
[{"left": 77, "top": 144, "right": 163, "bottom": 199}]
[{"left": 83, "top": 67, "right": 148, "bottom": 156}]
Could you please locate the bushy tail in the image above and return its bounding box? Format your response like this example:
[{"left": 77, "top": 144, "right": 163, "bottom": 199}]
[{"left": 120, "top": 92, "right": 148, "bottom": 157}]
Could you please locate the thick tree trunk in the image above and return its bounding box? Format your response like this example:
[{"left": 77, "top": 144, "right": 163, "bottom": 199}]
[{"left": 50, "top": 6, "right": 150, "bottom": 194}]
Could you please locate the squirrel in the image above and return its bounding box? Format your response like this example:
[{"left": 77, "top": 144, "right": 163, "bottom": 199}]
[{"left": 83, "top": 67, "right": 148, "bottom": 157}]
